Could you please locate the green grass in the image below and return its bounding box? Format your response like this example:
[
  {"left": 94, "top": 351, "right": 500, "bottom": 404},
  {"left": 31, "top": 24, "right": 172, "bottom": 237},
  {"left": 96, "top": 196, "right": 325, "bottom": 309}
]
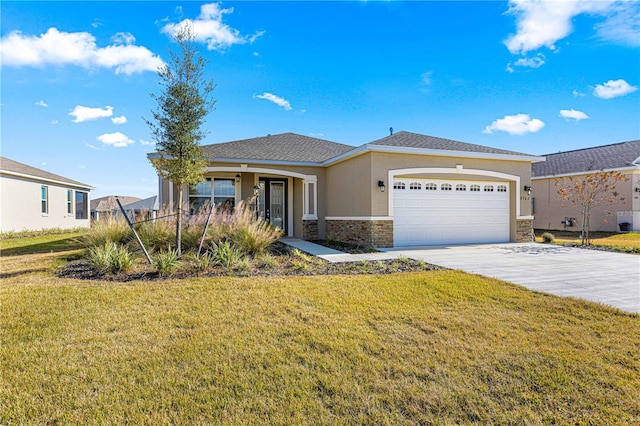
[
  {"left": 535, "top": 231, "right": 640, "bottom": 253},
  {"left": 0, "top": 231, "right": 88, "bottom": 256},
  {"left": 1, "top": 252, "right": 639, "bottom": 424}
]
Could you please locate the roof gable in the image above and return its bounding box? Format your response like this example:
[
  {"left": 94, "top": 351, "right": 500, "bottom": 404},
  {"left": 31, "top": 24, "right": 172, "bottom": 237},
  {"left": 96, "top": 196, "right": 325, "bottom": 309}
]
[
  {"left": 367, "top": 131, "right": 532, "bottom": 156},
  {"left": 201, "top": 133, "right": 353, "bottom": 163},
  {"left": 0, "top": 156, "right": 93, "bottom": 189},
  {"left": 532, "top": 140, "right": 640, "bottom": 177}
]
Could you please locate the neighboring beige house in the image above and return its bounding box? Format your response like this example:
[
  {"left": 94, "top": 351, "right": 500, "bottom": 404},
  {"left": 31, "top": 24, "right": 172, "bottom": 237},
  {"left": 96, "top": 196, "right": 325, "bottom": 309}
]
[
  {"left": 532, "top": 140, "right": 640, "bottom": 233},
  {"left": 0, "top": 156, "right": 94, "bottom": 233},
  {"left": 150, "top": 131, "right": 543, "bottom": 247},
  {"left": 91, "top": 195, "right": 141, "bottom": 221}
]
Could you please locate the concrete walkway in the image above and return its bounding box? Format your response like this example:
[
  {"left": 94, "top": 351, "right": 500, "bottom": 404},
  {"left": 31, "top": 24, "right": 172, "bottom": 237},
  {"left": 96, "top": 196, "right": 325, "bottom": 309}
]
[{"left": 281, "top": 238, "right": 640, "bottom": 314}]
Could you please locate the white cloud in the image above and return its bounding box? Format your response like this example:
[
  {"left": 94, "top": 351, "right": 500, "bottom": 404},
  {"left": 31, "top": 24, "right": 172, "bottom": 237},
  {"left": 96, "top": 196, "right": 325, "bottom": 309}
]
[
  {"left": 69, "top": 105, "right": 113, "bottom": 123},
  {"left": 35, "top": 100, "right": 48, "bottom": 107},
  {"left": 139, "top": 139, "right": 155, "bottom": 146},
  {"left": 111, "top": 32, "right": 135, "bottom": 45},
  {"left": 50, "top": 120, "right": 58, "bottom": 125},
  {"left": 514, "top": 54, "right": 545, "bottom": 69},
  {"left": 97, "top": 132, "right": 135, "bottom": 147},
  {"left": 559, "top": 109, "right": 589, "bottom": 121},
  {"left": 483, "top": 114, "right": 545, "bottom": 135},
  {"left": 255, "top": 92, "right": 291, "bottom": 111},
  {"left": 0, "top": 28, "right": 165, "bottom": 75},
  {"left": 41, "top": 162, "right": 47, "bottom": 166},
  {"left": 111, "top": 115, "right": 127, "bottom": 124},
  {"left": 504, "top": 0, "right": 638, "bottom": 54},
  {"left": 162, "top": 3, "right": 264, "bottom": 50},
  {"left": 593, "top": 79, "right": 638, "bottom": 99},
  {"left": 572, "top": 89, "right": 587, "bottom": 97},
  {"left": 421, "top": 71, "right": 433, "bottom": 86}
]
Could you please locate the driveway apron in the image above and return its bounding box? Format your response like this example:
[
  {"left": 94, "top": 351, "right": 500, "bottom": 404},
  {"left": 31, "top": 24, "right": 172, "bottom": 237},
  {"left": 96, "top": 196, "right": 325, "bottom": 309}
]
[{"left": 385, "top": 243, "right": 640, "bottom": 314}]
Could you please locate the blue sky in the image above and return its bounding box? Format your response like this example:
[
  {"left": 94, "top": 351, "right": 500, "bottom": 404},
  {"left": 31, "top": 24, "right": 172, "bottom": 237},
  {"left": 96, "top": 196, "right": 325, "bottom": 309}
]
[{"left": 1, "top": 1, "right": 638, "bottom": 199}]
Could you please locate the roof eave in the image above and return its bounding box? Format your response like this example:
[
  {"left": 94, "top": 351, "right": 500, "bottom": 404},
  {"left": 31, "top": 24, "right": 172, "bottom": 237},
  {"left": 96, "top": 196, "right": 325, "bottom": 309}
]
[
  {"left": 0, "top": 170, "right": 95, "bottom": 190},
  {"left": 532, "top": 165, "right": 639, "bottom": 180}
]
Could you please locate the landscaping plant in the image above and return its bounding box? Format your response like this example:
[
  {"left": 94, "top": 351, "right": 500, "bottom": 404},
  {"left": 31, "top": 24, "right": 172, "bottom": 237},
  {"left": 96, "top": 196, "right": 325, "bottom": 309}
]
[{"left": 88, "top": 241, "right": 134, "bottom": 274}]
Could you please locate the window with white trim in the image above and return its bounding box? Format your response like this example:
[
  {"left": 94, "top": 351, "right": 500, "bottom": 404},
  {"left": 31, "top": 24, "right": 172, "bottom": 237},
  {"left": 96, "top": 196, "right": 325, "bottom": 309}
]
[
  {"left": 484, "top": 185, "right": 494, "bottom": 192},
  {"left": 41, "top": 186, "right": 48, "bottom": 214},
  {"left": 213, "top": 179, "right": 236, "bottom": 210},
  {"left": 497, "top": 185, "right": 507, "bottom": 192},
  {"left": 470, "top": 184, "right": 481, "bottom": 192},
  {"left": 394, "top": 182, "right": 405, "bottom": 190},
  {"left": 425, "top": 183, "right": 437, "bottom": 191},
  {"left": 75, "top": 191, "right": 88, "bottom": 219},
  {"left": 441, "top": 183, "right": 452, "bottom": 191},
  {"left": 455, "top": 184, "right": 466, "bottom": 191},
  {"left": 189, "top": 178, "right": 236, "bottom": 213},
  {"left": 189, "top": 178, "right": 212, "bottom": 212},
  {"left": 409, "top": 182, "right": 421, "bottom": 190}
]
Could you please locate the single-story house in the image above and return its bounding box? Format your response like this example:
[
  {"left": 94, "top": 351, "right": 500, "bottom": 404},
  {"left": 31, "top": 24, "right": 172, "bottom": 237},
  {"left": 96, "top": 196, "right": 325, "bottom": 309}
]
[
  {"left": 150, "top": 131, "right": 543, "bottom": 247},
  {"left": 90, "top": 195, "right": 141, "bottom": 221},
  {"left": 118, "top": 196, "right": 159, "bottom": 222},
  {"left": 532, "top": 139, "right": 640, "bottom": 232},
  {"left": 0, "top": 156, "right": 94, "bottom": 233}
]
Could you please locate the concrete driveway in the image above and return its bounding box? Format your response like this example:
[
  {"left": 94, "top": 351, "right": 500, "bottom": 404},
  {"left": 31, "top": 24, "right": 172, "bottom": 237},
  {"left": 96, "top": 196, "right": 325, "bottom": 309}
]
[{"left": 384, "top": 243, "right": 640, "bottom": 314}]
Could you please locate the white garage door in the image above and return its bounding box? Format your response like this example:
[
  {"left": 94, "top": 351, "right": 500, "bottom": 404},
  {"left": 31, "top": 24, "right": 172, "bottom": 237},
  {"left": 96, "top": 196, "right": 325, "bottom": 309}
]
[{"left": 393, "top": 179, "right": 510, "bottom": 246}]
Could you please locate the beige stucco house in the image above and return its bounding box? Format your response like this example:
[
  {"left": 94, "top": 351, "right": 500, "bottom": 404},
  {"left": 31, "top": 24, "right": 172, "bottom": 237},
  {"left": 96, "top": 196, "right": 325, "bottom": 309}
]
[
  {"left": 0, "top": 157, "right": 94, "bottom": 233},
  {"left": 532, "top": 140, "right": 640, "bottom": 233},
  {"left": 151, "top": 131, "right": 543, "bottom": 247}
]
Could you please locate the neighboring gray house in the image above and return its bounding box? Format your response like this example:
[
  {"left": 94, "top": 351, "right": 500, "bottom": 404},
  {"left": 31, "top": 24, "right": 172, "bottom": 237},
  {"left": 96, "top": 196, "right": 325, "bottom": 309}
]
[
  {"left": 119, "top": 196, "right": 159, "bottom": 222},
  {"left": 532, "top": 140, "right": 640, "bottom": 232},
  {"left": 90, "top": 195, "right": 140, "bottom": 221},
  {"left": 0, "top": 156, "right": 94, "bottom": 233}
]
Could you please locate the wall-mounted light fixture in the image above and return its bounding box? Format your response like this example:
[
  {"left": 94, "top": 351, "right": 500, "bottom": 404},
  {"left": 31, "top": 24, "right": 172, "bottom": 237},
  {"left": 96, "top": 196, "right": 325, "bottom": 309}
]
[
  {"left": 524, "top": 185, "right": 532, "bottom": 195},
  {"left": 378, "top": 180, "right": 386, "bottom": 192},
  {"left": 635, "top": 187, "right": 640, "bottom": 193},
  {"left": 235, "top": 174, "right": 241, "bottom": 183}
]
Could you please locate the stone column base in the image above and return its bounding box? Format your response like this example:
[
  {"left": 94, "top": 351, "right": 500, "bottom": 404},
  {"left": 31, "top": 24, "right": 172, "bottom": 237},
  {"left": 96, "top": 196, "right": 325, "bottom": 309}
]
[
  {"left": 326, "top": 219, "right": 393, "bottom": 248},
  {"left": 302, "top": 220, "right": 318, "bottom": 240},
  {"left": 516, "top": 218, "right": 535, "bottom": 242}
]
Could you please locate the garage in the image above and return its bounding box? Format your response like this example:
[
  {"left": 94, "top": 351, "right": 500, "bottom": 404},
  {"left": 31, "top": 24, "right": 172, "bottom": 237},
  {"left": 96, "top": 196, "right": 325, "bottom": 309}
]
[{"left": 393, "top": 178, "right": 510, "bottom": 246}]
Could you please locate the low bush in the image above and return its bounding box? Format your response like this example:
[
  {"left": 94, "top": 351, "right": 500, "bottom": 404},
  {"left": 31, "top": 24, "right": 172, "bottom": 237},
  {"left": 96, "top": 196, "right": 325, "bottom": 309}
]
[
  {"left": 209, "top": 241, "right": 243, "bottom": 269},
  {"left": 153, "top": 249, "right": 180, "bottom": 277},
  {"left": 88, "top": 241, "right": 134, "bottom": 274},
  {"left": 541, "top": 232, "right": 555, "bottom": 243}
]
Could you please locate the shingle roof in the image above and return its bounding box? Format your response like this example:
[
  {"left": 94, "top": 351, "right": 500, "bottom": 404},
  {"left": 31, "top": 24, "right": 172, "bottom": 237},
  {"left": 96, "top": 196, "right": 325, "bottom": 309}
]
[
  {"left": 200, "top": 133, "right": 353, "bottom": 163},
  {"left": 367, "top": 131, "right": 533, "bottom": 156},
  {"left": 532, "top": 140, "right": 640, "bottom": 177},
  {"left": 122, "top": 196, "right": 159, "bottom": 211},
  {"left": 0, "top": 156, "right": 93, "bottom": 188},
  {"left": 90, "top": 195, "right": 141, "bottom": 212}
]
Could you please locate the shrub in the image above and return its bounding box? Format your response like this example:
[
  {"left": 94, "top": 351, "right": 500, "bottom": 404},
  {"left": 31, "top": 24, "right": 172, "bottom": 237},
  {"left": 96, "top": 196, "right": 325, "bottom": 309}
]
[
  {"left": 181, "top": 224, "right": 205, "bottom": 252},
  {"left": 153, "top": 249, "right": 180, "bottom": 277},
  {"left": 541, "top": 232, "right": 555, "bottom": 243},
  {"left": 183, "top": 252, "right": 216, "bottom": 272},
  {"left": 209, "top": 241, "right": 243, "bottom": 269},
  {"left": 86, "top": 218, "right": 131, "bottom": 246},
  {"left": 88, "top": 242, "right": 135, "bottom": 274}
]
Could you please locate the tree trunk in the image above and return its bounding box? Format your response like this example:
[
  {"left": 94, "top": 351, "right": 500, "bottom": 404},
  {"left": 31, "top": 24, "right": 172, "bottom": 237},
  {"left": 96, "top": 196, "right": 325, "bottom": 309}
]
[
  {"left": 176, "top": 186, "right": 182, "bottom": 256},
  {"left": 581, "top": 206, "right": 587, "bottom": 246}
]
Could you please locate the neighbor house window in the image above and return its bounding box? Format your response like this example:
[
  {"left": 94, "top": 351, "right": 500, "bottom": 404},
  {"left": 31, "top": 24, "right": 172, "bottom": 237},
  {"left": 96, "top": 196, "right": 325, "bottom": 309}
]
[
  {"left": 189, "top": 178, "right": 212, "bottom": 213},
  {"left": 213, "top": 179, "right": 236, "bottom": 209},
  {"left": 41, "top": 186, "right": 48, "bottom": 214},
  {"left": 75, "top": 191, "right": 88, "bottom": 219},
  {"left": 67, "top": 190, "right": 73, "bottom": 214}
]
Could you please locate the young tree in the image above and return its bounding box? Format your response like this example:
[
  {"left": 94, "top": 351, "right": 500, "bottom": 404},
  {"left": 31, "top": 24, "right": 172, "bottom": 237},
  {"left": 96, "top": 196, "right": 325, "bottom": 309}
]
[
  {"left": 554, "top": 170, "right": 627, "bottom": 245},
  {"left": 146, "top": 25, "right": 215, "bottom": 256}
]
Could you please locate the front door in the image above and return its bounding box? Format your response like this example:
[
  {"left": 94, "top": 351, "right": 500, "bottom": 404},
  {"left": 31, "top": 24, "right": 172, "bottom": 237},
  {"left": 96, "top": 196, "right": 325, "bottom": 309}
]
[{"left": 258, "top": 179, "right": 287, "bottom": 232}]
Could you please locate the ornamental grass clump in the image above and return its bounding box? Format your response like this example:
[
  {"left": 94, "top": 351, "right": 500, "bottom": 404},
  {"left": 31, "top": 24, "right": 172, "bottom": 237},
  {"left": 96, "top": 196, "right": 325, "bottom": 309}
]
[
  {"left": 209, "top": 241, "right": 243, "bottom": 269},
  {"left": 86, "top": 218, "right": 131, "bottom": 247},
  {"left": 153, "top": 249, "right": 180, "bottom": 277},
  {"left": 88, "top": 241, "right": 134, "bottom": 274},
  {"left": 541, "top": 232, "right": 555, "bottom": 243},
  {"left": 135, "top": 220, "right": 173, "bottom": 253}
]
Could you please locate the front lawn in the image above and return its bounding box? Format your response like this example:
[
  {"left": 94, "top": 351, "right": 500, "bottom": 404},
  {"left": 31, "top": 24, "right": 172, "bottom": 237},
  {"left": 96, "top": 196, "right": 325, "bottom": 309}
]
[
  {"left": 1, "top": 251, "right": 638, "bottom": 424},
  {"left": 536, "top": 230, "right": 640, "bottom": 253}
]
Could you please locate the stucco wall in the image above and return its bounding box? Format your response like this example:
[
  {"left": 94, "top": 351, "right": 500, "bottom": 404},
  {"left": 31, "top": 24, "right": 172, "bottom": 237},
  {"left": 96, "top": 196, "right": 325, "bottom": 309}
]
[
  {"left": 0, "top": 175, "right": 91, "bottom": 233},
  {"left": 532, "top": 171, "right": 635, "bottom": 232}
]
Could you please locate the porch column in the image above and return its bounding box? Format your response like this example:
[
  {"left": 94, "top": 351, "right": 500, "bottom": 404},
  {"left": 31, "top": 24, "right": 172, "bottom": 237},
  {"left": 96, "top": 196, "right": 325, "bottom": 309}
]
[{"left": 302, "top": 177, "right": 318, "bottom": 240}]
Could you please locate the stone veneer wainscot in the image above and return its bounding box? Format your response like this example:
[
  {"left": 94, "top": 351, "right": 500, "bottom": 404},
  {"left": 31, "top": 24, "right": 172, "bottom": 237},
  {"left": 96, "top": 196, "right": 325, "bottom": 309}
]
[{"left": 326, "top": 219, "right": 393, "bottom": 248}]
